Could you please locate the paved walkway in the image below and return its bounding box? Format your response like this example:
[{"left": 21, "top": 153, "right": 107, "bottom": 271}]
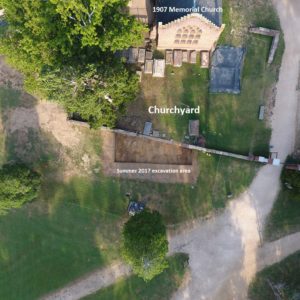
[{"left": 40, "top": 263, "right": 131, "bottom": 300}]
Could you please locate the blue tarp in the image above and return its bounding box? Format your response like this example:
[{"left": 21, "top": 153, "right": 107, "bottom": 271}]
[
  {"left": 128, "top": 201, "right": 145, "bottom": 216},
  {"left": 210, "top": 46, "right": 246, "bottom": 94}
]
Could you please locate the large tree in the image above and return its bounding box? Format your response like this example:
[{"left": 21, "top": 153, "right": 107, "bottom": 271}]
[
  {"left": 35, "top": 62, "right": 139, "bottom": 128},
  {"left": 0, "top": 0, "right": 145, "bottom": 127},
  {"left": 122, "top": 210, "right": 169, "bottom": 281},
  {"left": 0, "top": 164, "right": 41, "bottom": 214},
  {"left": 0, "top": 0, "right": 145, "bottom": 66}
]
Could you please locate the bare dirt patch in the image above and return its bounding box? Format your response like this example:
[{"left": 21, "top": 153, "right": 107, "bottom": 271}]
[
  {"left": 0, "top": 65, "right": 100, "bottom": 179},
  {"left": 115, "top": 133, "right": 192, "bottom": 165},
  {"left": 36, "top": 102, "right": 82, "bottom": 149},
  {"left": 0, "top": 56, "right": 23, "bottom": 90},
  {"left": 5, "top": 101, "right": 82, "bottom": 150},
  {"left": 101, "top": 130, "right": 199, "bottom": 184}
]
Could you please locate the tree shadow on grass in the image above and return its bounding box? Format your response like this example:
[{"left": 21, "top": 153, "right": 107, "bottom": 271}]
[
  {"left": 0, "top": 71, "right": 125, "bottom": 299},
  {"left": 0, "top": 86, "right": 63, "bottom": 170},
  {"left": 0, "top": 199, "right": 123, "bottom": 300}
]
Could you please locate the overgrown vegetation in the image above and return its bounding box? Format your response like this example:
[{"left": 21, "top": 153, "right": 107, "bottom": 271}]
[
  {"left": 122, "top": 210, "right": 168, "bottom": 281},
  {"left": 265, "top": 160, "right": 300, "bottom": 241},
  {"left": 0, "top": 0, "right": 145, "bottom": 127},
  {"left": 83, "top": 254, "right": 189, "bottom": 300},
  {"left": 248, "top": 251, "right": 300, "bottom": 300},
  {"left": 0, "top": 164, "right": 40, "bottom": 214}
]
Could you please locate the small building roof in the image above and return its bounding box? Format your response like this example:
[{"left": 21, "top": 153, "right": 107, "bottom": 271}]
[
  {"left": 138, "top": 48, "right": 146, "bottom": 63},
  {"left": 182, "top": 51, "right": 188, "bottom": 63},
  {"left": 136, "top": 70, "right": 142, "bottom": 82},
  {"left": 144, "top": 59, "right": 154, "bottom": 74},
  {"left": 189, "top": 51, "right": 197, "bottom": 64},
  {"left": 200, "top": 51, "right": 210, "bottom": 68},
  {"left": 165, "top": 50, "right": 173, "bottom": 65},
  {"left": 128, "top": 48, "right": 139, "bottom": 64},
  {"left": 153, "top": 59, "right": 166, "bottom": 77},
  {"left": 174, "top": 50, "right": 183, "bottom": 67},
  {"left": 128, "top": 0, "right": 154, "bottom": 25},
  {"left": 143, "top": 122, "right": 153, "bottom": 135},
  {"left": 210, "top": 46, "right": 246, "bottom": 94},
  {"left": 189, "top": 120, "right": 199, "bottom": 137},
  {"left": 146, "top": 50, "right": 153, "bottom": 60},
  {"left": 258, "top": 105, "right": 265, "bottom": 120}
]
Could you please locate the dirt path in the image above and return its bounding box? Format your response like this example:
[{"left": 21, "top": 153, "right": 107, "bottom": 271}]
[
  {"left": 169, "top": 1, "right": 300, "bottom": 299},
  {"left": 40, "top": 262, "right": 131, "bottom": 300}
]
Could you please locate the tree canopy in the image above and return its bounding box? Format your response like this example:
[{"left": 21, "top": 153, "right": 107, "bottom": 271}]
[
  {"left": 122, "top": 210, "right": 169, "bottom": 281},
  {"left": 0, "top": 0, "right": 145, "bottom": 127},
  {"left": 0, "top": 0, "right": 145, "bottom": 65},
  {"left": 35, "top": 62, "right": 139, "bottom": 128},
  {"left": 0, "top": 164, "right": 41, "bottom": 214}
]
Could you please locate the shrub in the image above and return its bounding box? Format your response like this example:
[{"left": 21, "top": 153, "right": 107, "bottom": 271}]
[{"left": 0, "top": 164, "right": 41, "bottom": 214}]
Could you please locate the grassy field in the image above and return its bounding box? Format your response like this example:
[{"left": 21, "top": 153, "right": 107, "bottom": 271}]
[
  {"left": 0, "top": 155, "right": 257, "bottom": 297},
  {"left": 0, "top": 156, "right": 256, "bottom": 299},
  {"left": 265, "top": 189, "right": 300, "bottom": 241},
  {"left": 83, "top": 254, "right": 189, "bottom": 300},
  {"left": 248, "top": 251, "right": 300, "bottom": 300},
  {"left": 120, "top": 0, "right": 284, "bottom": 156},
  {"left": 0, "top": 0, "right": 284, "bottom": 298},
  {"left": 0, "top": 85, "right": 258, "bottom": 299},
  {"left": 264, "top": 159, "right": 300, "bottom": 241},
  {"left": 0, "top": 179, "right": 125, "bottom": 300},
  {"left": 122, "top": 153, "right": 257, "bottom": 224}
]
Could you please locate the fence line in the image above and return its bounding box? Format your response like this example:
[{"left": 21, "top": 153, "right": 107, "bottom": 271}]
[{"left": 67, "top": 120, "right": 275, "bottom": 164}]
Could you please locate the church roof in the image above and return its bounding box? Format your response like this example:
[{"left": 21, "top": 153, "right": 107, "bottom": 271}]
[{"left": 156, "top": 0, "right": 222, "bottom": 27}]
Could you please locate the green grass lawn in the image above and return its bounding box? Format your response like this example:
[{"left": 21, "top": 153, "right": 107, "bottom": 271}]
[
  {"left": 264, "top": 189, "right": 300, "bottom": 242},
  {"left": 264, "top": 159, "right": 300, "bottom": 241},
  {"left": 121, "top": 153, "right": 257, "bottom": 224},
  {"left": 120, "top": 0, "right": 283, "bottom": 156},
  {"left": 0, "top": 0, "right": 284, "bottom": 298},
  {"left": 248, "top": 251, "right": 300, "bottom": 300},
  {"left": 0, "top": 84, "right": 258, "bottom": 299},
  {"left": 83, "top": 254, "right": 188, "bottom": 300},
  {"left": 0, "top": 178, "right": 126, "bottom": 300},
  {"left": 0, "top": 155, "right": 256, "bottom": 299}
]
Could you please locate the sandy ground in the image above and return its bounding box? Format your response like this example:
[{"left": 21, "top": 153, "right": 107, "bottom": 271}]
[
  {"left": 115, "top": 133, "right": 193, "bottom": 165},
  {"left": 6, "top": 102, "right": 82, "bottom": 149}
]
